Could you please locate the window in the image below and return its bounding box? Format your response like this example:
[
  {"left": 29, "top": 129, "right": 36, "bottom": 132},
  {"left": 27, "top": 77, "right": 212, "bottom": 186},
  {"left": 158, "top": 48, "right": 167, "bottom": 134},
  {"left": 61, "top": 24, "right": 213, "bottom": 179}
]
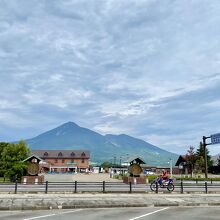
[
  {"left": 81, "top": 159, "right": 85, "bottom": 163},
  {"left": 44, "top": 152, "right": 48, "bottom": 157},
  {"left": 62, "top": 159, "right": 65, "bottom": 163},
  {"left": 58, "top": 152, "right": 63, "bottom": 157},
  {"left": 71, "top": 152, "right": 75, "bottom": 157},
  {"left": 71, "top": 159, "right": 74, "bottom": 163},
  {"left": 55, "top": 159, "right": 58, "bottom": 163},
  {"left": 81, "top": 152, "right": 86, "bottom": 157},
  {"left": 32, "top": 158, "right": 37, "bottom": 163}
]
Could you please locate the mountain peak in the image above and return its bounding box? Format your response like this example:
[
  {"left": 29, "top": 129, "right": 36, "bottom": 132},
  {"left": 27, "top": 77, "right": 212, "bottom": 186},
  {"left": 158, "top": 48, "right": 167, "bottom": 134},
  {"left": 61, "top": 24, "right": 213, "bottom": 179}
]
[{"left": 59, "top": 121, "right": 79, "bottom": 128}]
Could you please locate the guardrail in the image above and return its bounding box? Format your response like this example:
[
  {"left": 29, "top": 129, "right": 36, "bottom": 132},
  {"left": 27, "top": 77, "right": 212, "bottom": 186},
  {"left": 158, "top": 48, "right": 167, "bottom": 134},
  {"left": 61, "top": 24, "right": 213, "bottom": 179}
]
[{"left": 0, "top": 180, "right": 220, "bottom": 194}]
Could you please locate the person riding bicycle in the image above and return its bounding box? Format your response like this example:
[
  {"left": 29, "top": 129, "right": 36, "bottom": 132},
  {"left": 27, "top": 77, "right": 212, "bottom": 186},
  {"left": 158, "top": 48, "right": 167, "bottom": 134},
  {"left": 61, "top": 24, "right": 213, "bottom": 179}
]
[{"left": 158, "top": 169, "right": 169, "bottom": 185}]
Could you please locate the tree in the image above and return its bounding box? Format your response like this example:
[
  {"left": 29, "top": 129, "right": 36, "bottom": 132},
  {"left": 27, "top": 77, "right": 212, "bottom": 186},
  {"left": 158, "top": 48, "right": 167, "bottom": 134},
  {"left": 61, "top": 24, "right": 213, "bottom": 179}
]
[
  {"left": 195, "top": 156, "right": 205, "bottom": 173},
  {"left": 185, "top": 146, "right": 197, "bottom": 177},
  {"left": 101, "top": 161, "right": 114, "bottom": 169},
  {"left": 1, "top": 140, "right": 30, "bottom": 181},
  {"left": 0, "top": 142, "right": 10, "bottom": 176},
  {"left": 196, "top": 142, "right": 213, "bottom": 170},
  {"left": 217, "top": 156, "right": 220, "bottom": 167}
]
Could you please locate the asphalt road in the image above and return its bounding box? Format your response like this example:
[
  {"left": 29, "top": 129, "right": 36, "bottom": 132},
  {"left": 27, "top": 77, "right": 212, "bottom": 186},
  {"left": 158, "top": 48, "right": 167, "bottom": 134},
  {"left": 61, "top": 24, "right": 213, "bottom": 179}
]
[{"left": 1, "top": 207, "right": 220, "bottom": 220}]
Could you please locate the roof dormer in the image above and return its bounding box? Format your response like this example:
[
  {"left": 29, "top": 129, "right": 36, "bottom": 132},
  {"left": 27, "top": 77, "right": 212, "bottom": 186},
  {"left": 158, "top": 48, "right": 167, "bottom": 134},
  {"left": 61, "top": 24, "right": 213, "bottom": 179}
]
[{"left": 43, "top": 152, "right": 48, "bottom": 157}]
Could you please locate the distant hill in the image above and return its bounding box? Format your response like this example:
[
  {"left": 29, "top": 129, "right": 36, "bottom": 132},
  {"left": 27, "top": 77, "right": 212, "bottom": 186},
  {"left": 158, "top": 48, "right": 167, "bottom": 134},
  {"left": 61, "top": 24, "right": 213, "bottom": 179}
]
[
  {"left": 212, "top": 154, "right": 220, "bottom": 165},
  {"left": 25, "top": 122, "right": 178, "bottom": 166}
]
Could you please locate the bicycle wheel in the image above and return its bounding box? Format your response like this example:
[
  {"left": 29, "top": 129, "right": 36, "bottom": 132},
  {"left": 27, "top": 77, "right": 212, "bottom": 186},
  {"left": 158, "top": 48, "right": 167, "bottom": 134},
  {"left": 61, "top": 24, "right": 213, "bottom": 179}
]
[
  {"left": 150, "top": 181, "right": 157, "bottom": 191},
  {"left": 167, "top": 183, "right": 174, "bottom": 191}
]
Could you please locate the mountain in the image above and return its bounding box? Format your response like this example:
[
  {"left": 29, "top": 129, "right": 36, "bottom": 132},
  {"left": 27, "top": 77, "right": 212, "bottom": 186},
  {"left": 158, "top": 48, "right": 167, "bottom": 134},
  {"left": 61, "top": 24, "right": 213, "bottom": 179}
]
[
  {"left": 212, "top": 154, "right": 220, "bottom": 165},
  {"left": 26, "top": 121, "right": 178, "bottom": 166}
]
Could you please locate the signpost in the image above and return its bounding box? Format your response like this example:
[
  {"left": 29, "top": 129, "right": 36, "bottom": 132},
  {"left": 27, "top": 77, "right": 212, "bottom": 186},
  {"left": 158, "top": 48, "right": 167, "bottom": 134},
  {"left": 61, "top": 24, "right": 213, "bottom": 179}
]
[
  {"left": 211, "top": 133, "right": 220, "bottom": 145},
  {"left": 203, "top": 133, "right": 220, "bottom": 179},
  {"left": 203, "top": 136, "right": 210, "bottom": 179}
]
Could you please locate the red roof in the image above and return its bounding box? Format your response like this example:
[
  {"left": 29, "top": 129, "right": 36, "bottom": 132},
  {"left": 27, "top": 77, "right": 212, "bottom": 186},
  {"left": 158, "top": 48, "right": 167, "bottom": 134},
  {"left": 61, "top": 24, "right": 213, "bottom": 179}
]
[{"left": 32, "top": 150, "right": 90, "bottom": 159}]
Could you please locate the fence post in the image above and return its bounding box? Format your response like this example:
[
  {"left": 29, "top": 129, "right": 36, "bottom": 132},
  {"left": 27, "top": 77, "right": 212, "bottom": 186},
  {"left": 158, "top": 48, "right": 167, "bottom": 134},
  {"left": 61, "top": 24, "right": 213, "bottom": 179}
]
[
  {"left": 45, "top": 181, "right": 48, "bottom": 194},
  {"left": 156, "top": 182, "right": 158, "bottom": 194},
  {"left": 180, "top": 180, "right": 183, "bottom": 194},
  {"left": 103, "top": 181, "right": 105, "bottom": 193},
  {"left": 129, "top": 182, "right": 132, "bottom": 193},
  {"left": 205, "top": 182, "right": 208, "bottom": 194},
  {"left": 74, "top": 181, "right": 77, "bottom": 193},
  {"left": 14, "top": 180, "right": 18, "bottom": 194}
]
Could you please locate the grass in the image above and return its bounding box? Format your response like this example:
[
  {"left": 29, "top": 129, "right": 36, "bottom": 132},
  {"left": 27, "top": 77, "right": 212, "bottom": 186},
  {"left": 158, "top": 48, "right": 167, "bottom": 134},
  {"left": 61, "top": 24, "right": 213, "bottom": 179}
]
[{"left": 0, "top": 177, "right": 10, "bottom": 182}]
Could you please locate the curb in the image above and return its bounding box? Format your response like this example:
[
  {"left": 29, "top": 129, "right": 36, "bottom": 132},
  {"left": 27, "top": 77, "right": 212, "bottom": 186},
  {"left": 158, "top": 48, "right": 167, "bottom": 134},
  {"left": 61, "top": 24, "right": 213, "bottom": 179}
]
[
  {"left": 1, "top": 193, "right": 220, "bottom": 210},
  {"left": 1, "top": 201, "right": 220, "bottom": 210}
]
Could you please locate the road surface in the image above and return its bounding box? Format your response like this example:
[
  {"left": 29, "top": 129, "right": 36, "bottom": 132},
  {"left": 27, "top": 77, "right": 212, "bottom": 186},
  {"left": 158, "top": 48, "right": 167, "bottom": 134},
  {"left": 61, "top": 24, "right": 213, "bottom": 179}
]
[{"left": 1, "top": 207, "right": 220, "bottom": 220}]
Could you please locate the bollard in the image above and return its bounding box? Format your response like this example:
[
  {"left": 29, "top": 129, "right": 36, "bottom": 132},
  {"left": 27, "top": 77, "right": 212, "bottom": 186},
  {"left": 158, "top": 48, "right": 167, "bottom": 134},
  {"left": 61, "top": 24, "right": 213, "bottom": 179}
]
[
  {"left": 196, "top": 179, "right": 198, "bottom": 184},
  {"left": 156, "top": 182, "right": 158, "bottom": 194},
  {"left": 74, "top": 181, "right": 77, "bottom": 193},
  {"left": 205, "top": 182, "right": 208, "bottom": 194},
  {"left": 180, "top": 180, "right": 183, "bottom": 194},
  {"left": 211, "top": 179, "right": 213, "bottom": 184},
  {"left": 14, "top": 180, "right": 18, "bottom": 194},
  {"left": 103, "top": 181, "right": 105, "bottom": 193},
  {"left": 45, "top": 181, "right": 48, "bottom": 194},
  {"left": 129, "top": 182, "right": 132, "bottom": 193}
]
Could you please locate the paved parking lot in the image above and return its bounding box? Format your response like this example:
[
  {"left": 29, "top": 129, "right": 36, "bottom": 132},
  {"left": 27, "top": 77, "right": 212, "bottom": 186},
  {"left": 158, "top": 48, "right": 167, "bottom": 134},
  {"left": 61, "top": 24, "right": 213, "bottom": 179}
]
[
  {"left": 1, "top": 207, "right": 220, "bottom": 220},
  {"left": 44, "top": 173, "right": 121, "bottom": 182}
]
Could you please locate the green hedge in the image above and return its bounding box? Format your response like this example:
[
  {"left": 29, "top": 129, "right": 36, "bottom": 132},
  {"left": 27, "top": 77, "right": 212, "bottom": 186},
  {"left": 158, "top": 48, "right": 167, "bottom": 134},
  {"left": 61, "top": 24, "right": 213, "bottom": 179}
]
[
  {"left": 112, "top": 174, "right": 220, "bottom": 182},
  {"left": 0, "top": 177, "right": 10, "bottom": 182},
  {"left": 176, "top": 177, "right": 220, "bottom": 181},
  {"left": 146, "top": 175, "right": 158, "bottom": 183}
]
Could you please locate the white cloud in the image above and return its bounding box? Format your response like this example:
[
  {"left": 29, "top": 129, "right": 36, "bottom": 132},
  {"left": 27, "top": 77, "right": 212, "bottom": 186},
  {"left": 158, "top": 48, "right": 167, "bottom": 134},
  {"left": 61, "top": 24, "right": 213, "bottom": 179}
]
[{"left": 1, "top": 0, "right": 220, "bottom": 155}]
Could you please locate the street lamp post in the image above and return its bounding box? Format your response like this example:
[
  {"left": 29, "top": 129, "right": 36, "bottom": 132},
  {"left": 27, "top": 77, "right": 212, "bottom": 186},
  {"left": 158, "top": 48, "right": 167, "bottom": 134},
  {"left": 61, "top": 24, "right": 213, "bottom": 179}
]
[
  {"left": 169, "top": 158, "right": 173, "bottom": 178},
  {"left": 126, "top": 154, "right": 129, "bottom": 173},
  {"left": 119, "top": 156, "right": 122, "bottom": 174},
  {"left": 113, "top": 156, "right": 116, "bottom": 167}
]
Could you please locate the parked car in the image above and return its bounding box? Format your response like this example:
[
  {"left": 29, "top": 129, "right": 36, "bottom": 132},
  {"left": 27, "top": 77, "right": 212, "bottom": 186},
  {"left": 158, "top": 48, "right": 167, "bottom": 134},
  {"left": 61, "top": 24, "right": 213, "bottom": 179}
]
[{"left": 144, "top": 169, "right": 155, "bottom": 175}]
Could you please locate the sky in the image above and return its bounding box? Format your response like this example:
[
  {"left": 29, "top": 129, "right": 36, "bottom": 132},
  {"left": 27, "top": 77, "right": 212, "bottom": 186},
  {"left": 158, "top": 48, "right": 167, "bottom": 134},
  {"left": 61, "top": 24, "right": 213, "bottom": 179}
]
[{"left": 1, "top": 0, "right": 220, "bottom": 155}]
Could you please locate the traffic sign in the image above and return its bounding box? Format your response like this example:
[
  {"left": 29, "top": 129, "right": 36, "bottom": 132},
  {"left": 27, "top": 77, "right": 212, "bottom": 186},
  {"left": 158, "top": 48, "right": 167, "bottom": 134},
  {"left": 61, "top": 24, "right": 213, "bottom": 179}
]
[{"left": 211, "top": 133, "right": 220, "bottom": 145}]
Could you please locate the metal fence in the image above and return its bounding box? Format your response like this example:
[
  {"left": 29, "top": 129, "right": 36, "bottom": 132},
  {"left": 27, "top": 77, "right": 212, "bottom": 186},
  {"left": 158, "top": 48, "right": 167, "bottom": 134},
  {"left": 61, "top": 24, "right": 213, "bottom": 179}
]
[{"left": 1, "top": 180, "right": 220, "bottom": 194}]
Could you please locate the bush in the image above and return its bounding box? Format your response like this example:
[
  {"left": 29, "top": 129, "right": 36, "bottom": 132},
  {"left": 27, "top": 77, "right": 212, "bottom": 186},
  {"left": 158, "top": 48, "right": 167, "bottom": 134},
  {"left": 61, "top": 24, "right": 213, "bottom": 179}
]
[
  {"left": 146, "top": 175, "right": 158, "bottom": 183},
  {"left": 176, "top": 177, "right": 220, "bottom": 181},
  {"left": 113, "top": 173, "right": 129, "bottom": 180}
]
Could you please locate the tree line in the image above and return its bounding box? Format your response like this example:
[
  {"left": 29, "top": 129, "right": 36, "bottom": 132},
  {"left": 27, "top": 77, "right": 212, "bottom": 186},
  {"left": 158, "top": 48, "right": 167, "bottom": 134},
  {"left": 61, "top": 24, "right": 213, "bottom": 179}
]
[
  {"left": 0, "top": 140, "right": 30, "bottom": 181},
  {"left": 184, "top": 142, "right": 214, "bottom": 176}
]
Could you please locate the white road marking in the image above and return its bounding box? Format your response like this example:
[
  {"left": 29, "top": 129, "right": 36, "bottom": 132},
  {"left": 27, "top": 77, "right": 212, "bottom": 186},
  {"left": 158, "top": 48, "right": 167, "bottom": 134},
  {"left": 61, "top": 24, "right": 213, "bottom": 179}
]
[
  {"left": 129, "top": 207, "right": 169, "bottom": 220},
  {"left": 56, "top": 209, "right": 83, "bottom": 215},
  {"left": 23, "top": 209, "right": 82, "bottom": 220},
  {"left": 23, "top": 214, "right": 56, "bottom": 220}
]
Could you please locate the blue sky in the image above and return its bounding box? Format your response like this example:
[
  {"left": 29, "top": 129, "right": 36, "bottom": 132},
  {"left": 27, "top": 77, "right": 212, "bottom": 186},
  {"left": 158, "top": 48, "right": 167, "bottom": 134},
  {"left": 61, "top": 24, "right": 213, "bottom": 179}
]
[{"left": 1, "top": 0, "right": 220, "bottom": 155}]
